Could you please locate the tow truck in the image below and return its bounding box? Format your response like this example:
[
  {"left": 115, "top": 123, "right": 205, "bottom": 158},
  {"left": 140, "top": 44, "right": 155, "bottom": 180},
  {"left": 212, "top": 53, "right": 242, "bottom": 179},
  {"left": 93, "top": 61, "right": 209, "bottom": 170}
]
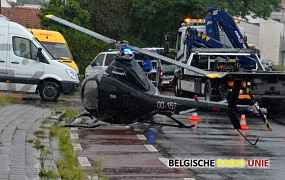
[
  {"left": 175, "top": 8, "right": 259, "bottom": 69},
  {"left": 173, "top": 8, "right": 285, "bottom": 117}
]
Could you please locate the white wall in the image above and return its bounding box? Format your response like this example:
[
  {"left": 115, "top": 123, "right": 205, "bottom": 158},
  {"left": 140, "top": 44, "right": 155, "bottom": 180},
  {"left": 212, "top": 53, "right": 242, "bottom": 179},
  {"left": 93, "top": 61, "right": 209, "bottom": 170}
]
[
  {"left": 239, "top": 21, "right": 259, "bottom": 48},
  {"left": 259, "top": 20, "right": 284, "bottom": 65},
  {"left": 239, "top": 18, "right": 285, "bottom": 65},
  {"left": 1, "top": 0, "right": 11, "bottom": 7}
]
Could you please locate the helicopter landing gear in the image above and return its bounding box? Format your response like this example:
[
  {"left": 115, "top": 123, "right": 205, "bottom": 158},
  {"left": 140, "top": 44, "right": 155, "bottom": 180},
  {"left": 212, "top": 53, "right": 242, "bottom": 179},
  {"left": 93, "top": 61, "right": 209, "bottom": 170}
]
[{"left": 145, "top": 115, "right": 195, "bottom": 129}]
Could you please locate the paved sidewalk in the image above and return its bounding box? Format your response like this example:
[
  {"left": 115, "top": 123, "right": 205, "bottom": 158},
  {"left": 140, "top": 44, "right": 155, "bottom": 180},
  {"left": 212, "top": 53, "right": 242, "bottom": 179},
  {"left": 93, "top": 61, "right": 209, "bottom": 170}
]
[{"left": 0, "top": 105, "right": 50, "bottom": 180}]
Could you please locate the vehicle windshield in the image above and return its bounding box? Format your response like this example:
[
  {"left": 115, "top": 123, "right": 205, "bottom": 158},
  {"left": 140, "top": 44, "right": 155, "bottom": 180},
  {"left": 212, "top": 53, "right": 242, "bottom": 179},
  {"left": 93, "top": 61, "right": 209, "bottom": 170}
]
[
  {"left": 41, "top": 42, "right": 72, "bottom": 59},
  {"left": 161, "top": 61, "right": 176, "bottom": 73},
  {"left": 33, "top": 38, "right": 54, "bottom": 61}
]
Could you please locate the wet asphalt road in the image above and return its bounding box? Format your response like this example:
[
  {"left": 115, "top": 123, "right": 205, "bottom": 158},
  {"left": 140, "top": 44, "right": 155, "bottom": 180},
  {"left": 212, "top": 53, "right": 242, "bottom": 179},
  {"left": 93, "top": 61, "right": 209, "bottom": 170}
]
[
  {"left": 76, "top": 111, "right": 285, "bottom": 180},
  {"left": 154, "top": 112, "right": 285, "bottom": 180}
]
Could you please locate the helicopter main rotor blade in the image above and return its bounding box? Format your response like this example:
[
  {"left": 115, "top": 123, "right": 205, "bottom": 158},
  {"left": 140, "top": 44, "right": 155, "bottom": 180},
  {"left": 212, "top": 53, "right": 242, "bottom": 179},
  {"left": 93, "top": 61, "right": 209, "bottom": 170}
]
[
  {"left": 45, "top": 15, "right": 117, "bottom": 44},
  {"left": 128, "top": 45, "right": 207, "bottom": 76},
  {"left": 45, "top": 15, "right": 218, "bottom": 76}
]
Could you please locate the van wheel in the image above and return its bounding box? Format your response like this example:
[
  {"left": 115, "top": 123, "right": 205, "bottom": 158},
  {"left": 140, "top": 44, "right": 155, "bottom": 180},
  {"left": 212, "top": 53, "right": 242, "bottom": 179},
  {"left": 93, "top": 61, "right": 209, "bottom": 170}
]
[{"left": 39, "top": 81, "right": 60, "bottom": 102}]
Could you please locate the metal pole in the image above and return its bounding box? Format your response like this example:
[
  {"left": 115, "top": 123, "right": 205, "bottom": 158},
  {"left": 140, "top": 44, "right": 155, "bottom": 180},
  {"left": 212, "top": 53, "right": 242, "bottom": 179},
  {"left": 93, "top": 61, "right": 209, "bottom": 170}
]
[{"left": 0, "top": 0, "right": 2, "bottom": 14}]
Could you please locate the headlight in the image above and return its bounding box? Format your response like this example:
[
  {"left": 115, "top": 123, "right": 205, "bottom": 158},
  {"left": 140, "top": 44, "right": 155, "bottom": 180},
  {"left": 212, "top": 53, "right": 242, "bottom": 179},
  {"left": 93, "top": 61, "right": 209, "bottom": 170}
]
[{"left": 65, "top": 69, "right": 78, "bottom": 80}]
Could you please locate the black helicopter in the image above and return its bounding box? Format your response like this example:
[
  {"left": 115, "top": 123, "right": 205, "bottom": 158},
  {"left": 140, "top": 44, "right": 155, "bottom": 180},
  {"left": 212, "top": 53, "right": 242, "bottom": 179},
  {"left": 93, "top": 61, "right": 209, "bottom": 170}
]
[{"left": 46, "top": 15, "right": 272, "bottom": 145}]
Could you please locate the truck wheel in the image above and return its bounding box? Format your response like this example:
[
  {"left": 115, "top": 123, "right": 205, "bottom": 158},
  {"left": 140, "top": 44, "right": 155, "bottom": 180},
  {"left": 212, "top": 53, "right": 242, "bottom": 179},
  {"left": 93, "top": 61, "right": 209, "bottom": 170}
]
[
  {"left": 204, "top": 80, "right": 212, "bottom": 101},
  {"left": 175, "top": 80, "right": 183, "bottom": 97},
  {"left": 39, "top": 81, "right": 60, "bottom": 102}
]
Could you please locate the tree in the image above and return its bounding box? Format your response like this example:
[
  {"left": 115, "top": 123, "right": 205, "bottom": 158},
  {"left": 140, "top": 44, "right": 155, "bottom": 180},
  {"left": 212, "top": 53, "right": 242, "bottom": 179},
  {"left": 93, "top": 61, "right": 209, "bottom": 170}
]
[
  {"left": 40, "top": 0, "right": 108, "bottom": 74},
  {"left": 130, "top": 0, "right": 280, "bottom": 46},
  {"left": 202, "top": 0, "right": 280, "bottom": 17}
]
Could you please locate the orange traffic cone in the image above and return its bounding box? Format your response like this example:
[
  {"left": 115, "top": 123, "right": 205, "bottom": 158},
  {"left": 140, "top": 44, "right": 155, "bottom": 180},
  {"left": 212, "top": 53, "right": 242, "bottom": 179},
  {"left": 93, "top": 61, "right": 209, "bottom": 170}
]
[
  {"left": 240, "top": 114, "right": 249, "bottom": 130},
  {"left": 188, "top": 112, "right": 201, "bottom": 126}
]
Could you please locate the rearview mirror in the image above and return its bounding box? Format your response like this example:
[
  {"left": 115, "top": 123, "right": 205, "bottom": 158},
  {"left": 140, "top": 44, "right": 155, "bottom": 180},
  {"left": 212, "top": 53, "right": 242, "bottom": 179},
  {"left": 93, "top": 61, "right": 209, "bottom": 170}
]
[
  {"left": 37, "top": 48, "right": 42, "bottom": 58},
  {"left": 37, "top": 48, "right": 49, "bottom": 64},
  {"left": 91, "top": 62, "right": 97, "bottom": 67}
]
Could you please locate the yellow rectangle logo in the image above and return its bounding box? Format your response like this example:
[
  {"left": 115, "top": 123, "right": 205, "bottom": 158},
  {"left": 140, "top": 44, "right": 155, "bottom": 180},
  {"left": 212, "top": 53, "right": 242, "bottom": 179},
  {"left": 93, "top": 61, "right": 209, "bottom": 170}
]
[{"left": 216, "top": 159, "right": 246, "bottom": 168}]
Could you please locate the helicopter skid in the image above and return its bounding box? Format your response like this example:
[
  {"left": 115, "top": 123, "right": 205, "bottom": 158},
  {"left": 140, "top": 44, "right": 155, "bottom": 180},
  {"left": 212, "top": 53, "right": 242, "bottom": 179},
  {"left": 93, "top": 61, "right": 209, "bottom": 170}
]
[{"left": 146, "top": 115, "right": 195, "bottom": 129}]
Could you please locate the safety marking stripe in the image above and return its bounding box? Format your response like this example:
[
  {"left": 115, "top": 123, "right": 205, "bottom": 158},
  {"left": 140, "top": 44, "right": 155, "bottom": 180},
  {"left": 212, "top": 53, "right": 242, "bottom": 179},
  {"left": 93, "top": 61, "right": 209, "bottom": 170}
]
[
  {"left": 88, "top": 176, "right": 99, "bottom": 180},
  {"left": 78, "top": 156, "right": 91, "bottom": 167},
  {"left": 70, "top": 127, "right": 78, "bottom": 132},
  {"left": 70, "top": 133, "right": 79, "bottom": 140},
  {"left": 108, "top": 125, "right": 130, "bottom": 129},
  {"left": 144, "top": 144, "right": 158, "bottom": 152},
  {"left": 137, "top": 134, "right": 147, "bottom": 140},
  {"left": 158, "top": 157, "right": 169, "bottom": 167},
  {"left": 72, "top": 143, "right": 82, "bottom": 152}
]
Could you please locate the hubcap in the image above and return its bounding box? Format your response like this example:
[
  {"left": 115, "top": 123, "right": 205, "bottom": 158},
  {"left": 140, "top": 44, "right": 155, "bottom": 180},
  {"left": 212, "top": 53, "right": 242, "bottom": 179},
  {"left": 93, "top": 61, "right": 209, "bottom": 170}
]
[{"left": 43, "top": 86, "right": 57, "bottom": 98}]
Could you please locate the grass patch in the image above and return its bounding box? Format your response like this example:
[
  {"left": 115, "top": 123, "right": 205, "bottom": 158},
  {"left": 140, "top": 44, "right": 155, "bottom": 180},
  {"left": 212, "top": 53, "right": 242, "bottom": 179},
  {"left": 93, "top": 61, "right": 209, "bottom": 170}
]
[
  {"left": 33, "top": 138, "right": 45, "bottom": 151},
  {"left": 94, "top": 160, "right": 109, "bottom": 180},
  {"left": 63, "top": 108, "right": 80, "bottom": 119},
  {"left": 51, "top": 107, "right": 80, "bottom": 124},
  {"left": 0, "top": 94, "right": 21, "bottom": 106},
  {"left": 34, "top": 130, "right": 45, "bottom": 137},
  {"left": 32, "top": 137, "right": 58, "bottom": 179},
  {"left": 26, "top": 139, "right": 34, "bottom": 144},
  {"left": 39, "top": 169, "right": 58, "bottom": 179},
  {"left": 50, "top": 127, "right": 86, "bottom": 180}
]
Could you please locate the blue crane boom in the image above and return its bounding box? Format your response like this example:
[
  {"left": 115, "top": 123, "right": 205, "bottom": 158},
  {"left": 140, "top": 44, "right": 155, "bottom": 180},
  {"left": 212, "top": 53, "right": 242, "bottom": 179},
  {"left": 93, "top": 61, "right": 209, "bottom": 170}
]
[
  {"left": 184, "top": 8, "right": 257, "bottom": 70},
  {"left": 205, "top": 8, "right": 248, "bottom": 49}
]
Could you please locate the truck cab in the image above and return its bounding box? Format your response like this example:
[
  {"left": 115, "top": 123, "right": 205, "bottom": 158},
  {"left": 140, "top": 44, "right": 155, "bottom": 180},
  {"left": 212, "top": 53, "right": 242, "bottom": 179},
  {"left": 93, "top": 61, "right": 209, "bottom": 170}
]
[{"left": 0, "top": 16, "right": 79, "bottom": 101}]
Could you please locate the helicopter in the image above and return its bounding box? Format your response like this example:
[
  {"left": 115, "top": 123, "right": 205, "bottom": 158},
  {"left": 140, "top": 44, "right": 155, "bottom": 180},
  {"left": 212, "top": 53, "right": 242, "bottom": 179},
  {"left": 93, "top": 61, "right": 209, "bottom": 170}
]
[{"left": 45, "top": 15, "right": 272, "bottom": 145}]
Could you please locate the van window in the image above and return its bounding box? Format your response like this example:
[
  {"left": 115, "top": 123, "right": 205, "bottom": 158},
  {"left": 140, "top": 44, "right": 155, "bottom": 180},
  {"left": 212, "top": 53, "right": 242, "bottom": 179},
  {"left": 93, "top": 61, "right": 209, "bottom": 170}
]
[
  {"left": 92, "top": 54, "right": 105, "bottom": 66},
  {"left": 105, "top": 54, "right": 116, "bottom": 66},
  {"left": 13, "top": 37, "right": 38, "bottom": 61}
]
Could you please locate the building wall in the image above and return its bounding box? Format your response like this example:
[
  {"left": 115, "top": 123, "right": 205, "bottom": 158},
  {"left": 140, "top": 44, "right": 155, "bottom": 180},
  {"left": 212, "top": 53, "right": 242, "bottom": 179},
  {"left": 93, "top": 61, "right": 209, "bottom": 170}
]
[
  {"left": 239, "top": 17, "right": 285, "bottom": 66},
  {"left": 238, "top": 21, "right": 259, "bottom": 49},
  {"left": 259, "top": 21, "right": 284, "bottom": 65},
  {"left": 1, "top": 7, "right": 41, "bottom": 28},
  {"left": 1, "top": 0, "right": 11, "bottom": 7},
  {"left": 282, "top": 0, "right": 285, "bottom": 8}
]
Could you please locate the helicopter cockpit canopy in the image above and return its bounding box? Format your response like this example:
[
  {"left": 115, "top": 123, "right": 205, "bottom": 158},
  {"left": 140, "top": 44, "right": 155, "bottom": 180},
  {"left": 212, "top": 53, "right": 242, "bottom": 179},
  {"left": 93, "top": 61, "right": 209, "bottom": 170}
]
[{"left": 106, "top": 55, "right": 152, "bottom": 91}]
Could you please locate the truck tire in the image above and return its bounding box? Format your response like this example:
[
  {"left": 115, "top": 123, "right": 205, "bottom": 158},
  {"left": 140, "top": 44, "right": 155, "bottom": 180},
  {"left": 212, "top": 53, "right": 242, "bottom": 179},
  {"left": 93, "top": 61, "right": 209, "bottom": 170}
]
[
  {"left": 39, "top": 81, "right": 60, "bottom": 102},
  {"left": 175, "top": 80, "right": 183, "bottom": 97},
  {"left": 204, "top": 80, "right": 212, "bottom": 101}
]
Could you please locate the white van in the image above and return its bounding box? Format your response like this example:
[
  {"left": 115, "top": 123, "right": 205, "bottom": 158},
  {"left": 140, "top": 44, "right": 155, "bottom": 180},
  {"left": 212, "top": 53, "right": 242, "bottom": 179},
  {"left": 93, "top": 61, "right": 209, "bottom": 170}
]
[{"left": 0, "top": 16, "right": 79, "bottom": 101}]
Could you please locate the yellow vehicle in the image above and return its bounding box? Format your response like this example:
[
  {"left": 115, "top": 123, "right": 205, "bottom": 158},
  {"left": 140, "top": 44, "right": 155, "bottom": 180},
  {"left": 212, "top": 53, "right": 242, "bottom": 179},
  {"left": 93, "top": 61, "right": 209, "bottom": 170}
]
[{"left": 30, "top": 29, "right": 79, "bottom": 73}]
